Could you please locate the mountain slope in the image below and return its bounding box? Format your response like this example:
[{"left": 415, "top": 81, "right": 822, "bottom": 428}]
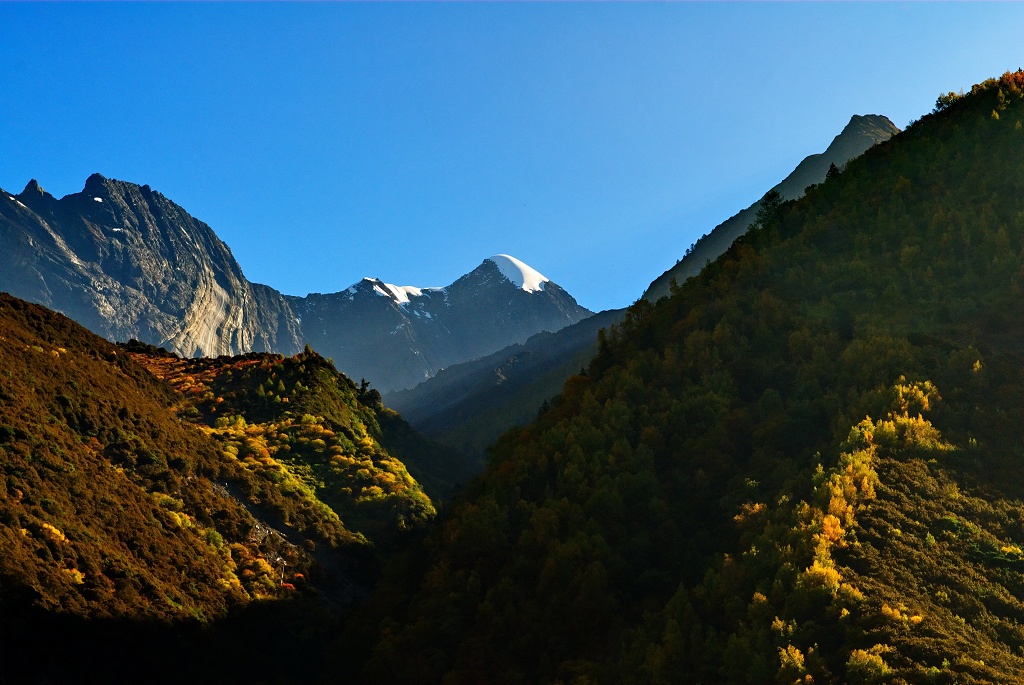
[
  {"left": 356, "top": 72, "right": 1024, "bottom": 684},
  {"left": 0, "top": 289, "right": 445, "bottom": 607},
  {"left": 384, "top": 116, "right": 896, "bottom": 459},
  {"left": 125, "top": 338, "right": 472, "bottom": 505},
  {"left": 644, "top": 114, "right": 899, "bottom": 302},
  {"left": 125, "top": 344, "right": 443, "bottom": 540},
  {"left": 0, "top": 289, "right": 462, "bottom": 682},
  {"left": 0, "top": 293, "right": 347, "bottom": 682},
  {"left": 386, "top": 308, "right": 624, "bottom": 466}
]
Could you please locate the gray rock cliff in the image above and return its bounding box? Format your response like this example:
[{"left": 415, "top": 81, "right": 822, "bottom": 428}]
[{"left": 0, "top": 174, "right": 302, "bottom": 357}]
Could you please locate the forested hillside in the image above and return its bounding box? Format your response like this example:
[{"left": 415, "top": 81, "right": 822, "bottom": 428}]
[
  {"left": 0, "top": 293, "right": 453, "bottom": 683},
  {"left": 0, "top": 295, "right": 336, "bottom": 682},
  {"left": 126, "top": 342, "right": 466, "bottom": 531},
  {"left": 354, "top": 72, "right": 1024, "bottom": 684}
]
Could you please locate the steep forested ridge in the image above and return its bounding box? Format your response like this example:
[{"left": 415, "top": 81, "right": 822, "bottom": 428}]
[
  {"left": 0, "top": 296, "right": 290, "bottom": 618},
  {"left": 644, "top": 114, "right": 899, "bottom": 303},
  {"left": 356, "top": 72, "right": 1024, "bottom": 684},
  {"left": 391, "top": 115, "right": 898, "bottom": 471}
]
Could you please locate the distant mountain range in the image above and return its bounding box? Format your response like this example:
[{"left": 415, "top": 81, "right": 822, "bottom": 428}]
[
  {"left": 0, "top": 113, "right": 897, "bottom": 455},
  {"left": 0, "top": 176, "right": 590, "bottom": 392},
  {"left": 287, "top": 254, "right": 590, "bottom": 392}
]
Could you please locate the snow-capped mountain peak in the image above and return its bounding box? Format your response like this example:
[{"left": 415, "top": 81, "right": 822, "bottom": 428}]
[{"left": 486, "top": 254, "right": 549, "bottom": 293}]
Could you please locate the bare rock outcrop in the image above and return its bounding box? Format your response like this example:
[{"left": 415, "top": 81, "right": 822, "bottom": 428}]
[{"left": 0, "top": 174, "right": 302, "bottom": 357}]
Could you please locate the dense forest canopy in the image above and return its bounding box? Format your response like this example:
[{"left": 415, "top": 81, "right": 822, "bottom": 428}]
[{"left": 352, "top": 71, "right": 1024, "bottom": 684}]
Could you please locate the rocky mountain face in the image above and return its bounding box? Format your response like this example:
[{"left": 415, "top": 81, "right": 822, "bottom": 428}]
[
  {"left": 0, "top": 177, "right": 591, "bottom": 392},
  {"left": 290, "top": 255, "right": 592, "bottom": 392},
  {"left": 0, "top": 174, "right": 303, "bottom": 357},
  {"left": 644, "top": 114, "right": 900, "bottom": 302}
]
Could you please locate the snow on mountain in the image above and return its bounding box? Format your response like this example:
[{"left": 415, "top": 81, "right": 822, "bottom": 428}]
[
  {"left": 487, "top": 254, "right": 549, "bottom": 293},
  {"left": 367, "top": 279, "right": 439, "bottom": 305},
  {"left": 366, "top": 254, "right": 549, "bottom": 305}
]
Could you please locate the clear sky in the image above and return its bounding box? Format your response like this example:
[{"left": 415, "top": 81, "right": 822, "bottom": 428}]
[{"left": 2, "top": 3, "right": 1023, "bottom": 312}]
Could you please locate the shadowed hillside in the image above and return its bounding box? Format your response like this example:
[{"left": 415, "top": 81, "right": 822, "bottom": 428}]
[
  {"left": 387, "top": 308, "right": 624, "bottom": 468},
  {"left": 0, "top": 294, "right": 344, "bottom": 681}
]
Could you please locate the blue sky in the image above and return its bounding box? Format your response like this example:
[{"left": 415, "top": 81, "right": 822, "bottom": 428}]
[{"left": 2, "top": 3, "right": 1023, "bottom": 312}]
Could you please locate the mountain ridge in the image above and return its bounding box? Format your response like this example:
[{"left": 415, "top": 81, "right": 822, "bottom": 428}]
[
  {"left": 287, "top": 255, "right": 591, "bottom": 392},
  {"left": 2, "top": 173, "right": 303, "bottom": 358},
  {"left": 644, "top": 113, "right": 899, "bottom": 302},
  {"left": 0, "top": 178, "right": 592, "bottom": 392},
  {"left": 381, "top": 113, "right": 898, "bottom": 463}
]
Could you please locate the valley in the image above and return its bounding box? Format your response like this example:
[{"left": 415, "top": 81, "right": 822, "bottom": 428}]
[{"left": 3, "top": 67, "right": 1024, "bottom": 685}]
